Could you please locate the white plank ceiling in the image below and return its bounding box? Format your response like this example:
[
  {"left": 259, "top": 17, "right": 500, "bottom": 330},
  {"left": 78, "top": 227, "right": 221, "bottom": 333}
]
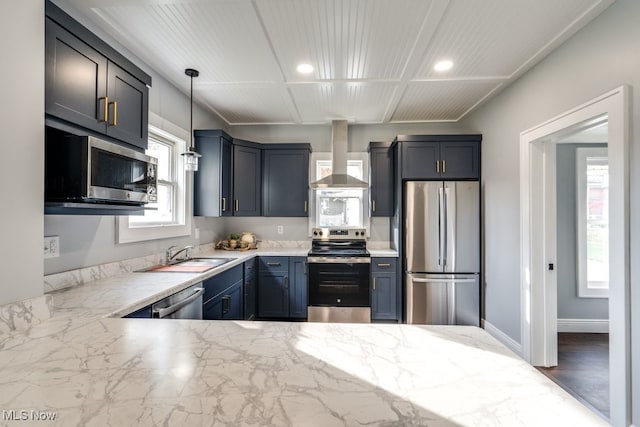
[{"left": 60, "top": 0, "right": 614, "bottom": 125}]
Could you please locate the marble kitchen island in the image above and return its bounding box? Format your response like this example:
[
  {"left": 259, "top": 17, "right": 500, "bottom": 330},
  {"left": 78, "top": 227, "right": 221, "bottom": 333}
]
[{"left": 0, "top": 318, "right": 607, "bottom": 426}]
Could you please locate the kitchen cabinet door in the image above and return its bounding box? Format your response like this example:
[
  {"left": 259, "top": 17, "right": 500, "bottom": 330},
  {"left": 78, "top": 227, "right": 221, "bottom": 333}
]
[
  {"left": 369, "top": 143, "right": 394, "bottom": 216},
  {"left": 288, "top": 257, "right": 308, "bottom": 319},
  {"left": 257, "top": 271, "right": 288, "bottom": 318},
  {"left": 233, "top": 143, "right": 261, "bottom": 216},
  {"left": 45, "top": 18, "right": 107, "bottom": 134},
  {"left": 203, "top": 280, "right": 243, "bottom": 320},
  {"left": 194, "top": 130, "right": 233, "bottom": 217},
  {"left": 105, "top": 62, "right": 149, "bottom": 150},
  {"left": 440, "top": 141, "right": 480, "bottom": 180},
  {"left": 262, "top": 148, "right": 310, "bottom": 217},
  {"left": 258, "top": 257, "right": 289, "bottom": 318},
  {"left": 401, "top": 141, "right": 440, "bottom": 180},
  {"left": 371, "top": 258, "right": 398, "bottom": 321}
]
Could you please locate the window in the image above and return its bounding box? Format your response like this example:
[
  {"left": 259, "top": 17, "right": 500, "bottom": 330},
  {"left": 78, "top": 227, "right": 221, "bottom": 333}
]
[
  {"left": 576, "top": 147, "right": 608, "bottom": 298},
  {"left": 116, "top": 116, "right": 192, "bottom": 243},
  {"left": 312, "top": 157, "right": 367, "bottom": 228}
]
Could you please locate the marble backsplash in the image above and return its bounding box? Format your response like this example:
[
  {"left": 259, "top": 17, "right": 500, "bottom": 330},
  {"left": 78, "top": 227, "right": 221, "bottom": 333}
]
[
  {"left": 44, "top": 242, "right": 217, "bottom": 293},
  {"left": 43, "top": 241, "right": 313, "bottom": 294}
]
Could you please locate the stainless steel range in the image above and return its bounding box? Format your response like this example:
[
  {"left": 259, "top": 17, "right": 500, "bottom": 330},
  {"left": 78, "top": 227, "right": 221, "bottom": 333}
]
[{"left": 307, "top": 228, "right": 371, "bottom": 323}]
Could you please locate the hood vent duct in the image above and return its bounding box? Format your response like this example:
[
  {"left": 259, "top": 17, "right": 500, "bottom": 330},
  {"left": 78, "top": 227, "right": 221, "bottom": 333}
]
[{"left": 310, "top": 120, "right": 369, "bottom": 189}]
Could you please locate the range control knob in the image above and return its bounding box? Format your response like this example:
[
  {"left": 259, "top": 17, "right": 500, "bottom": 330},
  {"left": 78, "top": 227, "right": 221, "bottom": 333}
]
[{"left": 313, "top": 231, "right": 318, "bottom": 236}]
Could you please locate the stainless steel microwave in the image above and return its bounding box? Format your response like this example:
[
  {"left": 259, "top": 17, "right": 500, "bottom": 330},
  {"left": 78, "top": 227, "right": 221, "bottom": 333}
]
[{"left": 45, "top": 134, "right": 157, "bottom": 206}]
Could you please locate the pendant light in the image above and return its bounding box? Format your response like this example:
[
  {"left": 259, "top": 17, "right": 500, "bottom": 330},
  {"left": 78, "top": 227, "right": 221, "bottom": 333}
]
[{"left": 181, "top": 68, "right": 202, "bottom": 172}]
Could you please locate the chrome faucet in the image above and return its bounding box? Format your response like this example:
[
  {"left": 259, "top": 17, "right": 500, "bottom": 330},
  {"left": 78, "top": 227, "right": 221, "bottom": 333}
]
[{"left": 166, "top": 245, "right": 193, "bottom": 264}]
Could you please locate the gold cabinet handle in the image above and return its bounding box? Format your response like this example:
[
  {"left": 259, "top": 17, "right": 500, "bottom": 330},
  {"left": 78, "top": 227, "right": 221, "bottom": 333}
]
[
  {"left": 267, "top": 262, "right": 281, "bottom": 266},
  {"left": 373, "top": 277, "right": 376, "bottom": 291},
  {"left": 372, "top": 200, "right": 376, "bottom": 212},
  {"left": 436, "top": 160, "right": 440, "bottom": 173},
  {"left": 442, "top": 160, "right": 446, "bottom": 174},
  {"left": 221, "top": 197, "right": 226, "bottom": 212},
  {"left": 108, "top": 101, "right": 118, "bottom": 126},
  {"left": 304, "top": 200, "right": 308, "bottom": 213},
  {"left": 99, "top": 96, "right": 108, "bottom": 122},
  {"left": 235, "top": 200, "right": 239, "bottom": 212},
  {"left": 376, "top": 263, "right": 391, "bottom": 268}
]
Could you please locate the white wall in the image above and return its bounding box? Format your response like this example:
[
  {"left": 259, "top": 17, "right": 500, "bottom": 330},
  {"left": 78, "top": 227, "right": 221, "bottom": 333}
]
[
  {"left": 460, "top": 0, "right": 638, "bottom": 414},
  {"left": 0, "top": 1, "right": 45, "bottom": 305}
]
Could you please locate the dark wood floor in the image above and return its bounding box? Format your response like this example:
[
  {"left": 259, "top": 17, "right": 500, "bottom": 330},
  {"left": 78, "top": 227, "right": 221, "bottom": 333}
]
[{"left": 538, "top": 333, "right": 609, "bottom": 419}]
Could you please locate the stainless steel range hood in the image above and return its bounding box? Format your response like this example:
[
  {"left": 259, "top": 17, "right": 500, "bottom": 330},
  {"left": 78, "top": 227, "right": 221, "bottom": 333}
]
[{"left": 310, "top": 120, "right": 369, "bottom": 189}]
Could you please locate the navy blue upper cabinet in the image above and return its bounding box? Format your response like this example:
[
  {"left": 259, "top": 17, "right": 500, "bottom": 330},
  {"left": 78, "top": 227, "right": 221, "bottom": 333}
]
[
  {"left": 397, "top": 135, "right": 481, "bottom": 180},
  {"left": 103, "top": 62, "right": 149, "bottom": 148},
  {"left": 45, "top": 2, "right": 151, "bottom": 150},
  {"left": 194, "top": 130, "right": 233, "bottom": 217},
  {"left": 232, "top": 140, "right": 262, "bottom": 216},
  {"left": 368, "top": 142, "right": 394, "bottom": 216},
  {"left": 262, "top": 145, "right": 311, "bottom": 217}
]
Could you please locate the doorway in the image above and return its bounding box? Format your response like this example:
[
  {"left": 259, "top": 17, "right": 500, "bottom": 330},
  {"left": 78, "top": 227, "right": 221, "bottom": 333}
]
[{"left": 519, "top": 86, "right": 630, "bottom": 425}]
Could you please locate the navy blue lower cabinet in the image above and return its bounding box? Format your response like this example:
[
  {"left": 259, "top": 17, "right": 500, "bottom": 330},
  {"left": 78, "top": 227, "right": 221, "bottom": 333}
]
[
  {"left": 371, "top": 258, "right": 398, "bottom": 322},
  {"left": 243, "top": 259, "right": 257, "bottom": 320},
  {"left": 257, "top": 270, "right": 288, "bottom": 318},
  {"left": 203, "top": 280, "right": 243, "bottom": 320},
  {"left": 257, "top": 256, "right": 308, "bottom": 319},
  {"left": 288, "top": 257, "right": 308, "bottom": 319}
]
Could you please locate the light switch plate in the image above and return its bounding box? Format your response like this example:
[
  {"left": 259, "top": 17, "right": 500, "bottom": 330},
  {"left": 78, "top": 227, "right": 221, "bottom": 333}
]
[{"left": 44, "top": 236, "right": 59, "bottom": 259}]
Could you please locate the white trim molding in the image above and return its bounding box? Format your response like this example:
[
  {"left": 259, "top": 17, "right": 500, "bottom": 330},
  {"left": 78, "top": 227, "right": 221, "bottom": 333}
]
[
  {"left": 519, "top": 85, "right": 630, "bottom": 425},
  {"left": 557, "top": 318, "right": 609, "bottom": 333},
  {"left": 482, "top": 320, "right": 523, "bottom": 357}
]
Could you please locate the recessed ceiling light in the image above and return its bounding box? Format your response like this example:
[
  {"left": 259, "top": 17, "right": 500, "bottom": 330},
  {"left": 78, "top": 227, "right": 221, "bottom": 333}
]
[
  {"left": 434, "top": 60, "right": 453, "bottom": 72},
  {"left": 296, "top": 63, "right": 314, "bottom": 74}
]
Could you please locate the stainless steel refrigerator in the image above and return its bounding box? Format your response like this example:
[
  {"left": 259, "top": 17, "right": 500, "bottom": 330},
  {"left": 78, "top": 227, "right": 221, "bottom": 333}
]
[{"left": 404, "top": 181, "right": 480, "bottom": 326}]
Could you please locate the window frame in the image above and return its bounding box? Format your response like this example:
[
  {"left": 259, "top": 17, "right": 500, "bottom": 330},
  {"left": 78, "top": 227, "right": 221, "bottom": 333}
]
[
  {"left": 576, "top": 146, "right": 609, "bottom": 298},
  {"left": 116, "top": 114, "right": 192, "bottom": 244},
  {"left": 308, "top": 152, "right": 370, "bottom": 234}
]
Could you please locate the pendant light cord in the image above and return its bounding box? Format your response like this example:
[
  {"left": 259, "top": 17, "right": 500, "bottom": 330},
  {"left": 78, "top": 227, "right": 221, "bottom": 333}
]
[{"left": 189, "top": 72, "right": 194, "bottom": 151}]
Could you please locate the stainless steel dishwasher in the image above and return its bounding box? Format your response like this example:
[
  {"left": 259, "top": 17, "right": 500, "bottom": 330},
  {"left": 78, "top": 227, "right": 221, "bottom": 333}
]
[{"left": 152, "top": 283, "right": 204, "bottom": 319}]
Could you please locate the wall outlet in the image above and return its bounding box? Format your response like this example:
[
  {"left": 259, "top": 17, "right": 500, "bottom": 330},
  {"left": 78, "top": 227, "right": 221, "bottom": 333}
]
[
  {"left": 277, "top": 225, "right": 284, "bottom": 235},
  {"left": 44, "top": 236, "right": 60, "bottom": 259},
  {"left": 194, "top": 227, "right": 200, "bottom": 240}
]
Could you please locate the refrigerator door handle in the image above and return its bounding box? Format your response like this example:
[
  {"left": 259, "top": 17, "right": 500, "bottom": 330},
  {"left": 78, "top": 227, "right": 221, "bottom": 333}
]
[
  {"left": 438, "top": 187, "right": 445, "bottom": 266},
  {"left": 410, "top": 278, "right": 477, "bottom": 284}
]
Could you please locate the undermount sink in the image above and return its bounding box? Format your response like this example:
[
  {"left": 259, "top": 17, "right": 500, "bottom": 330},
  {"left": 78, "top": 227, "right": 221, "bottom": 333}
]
[{"left": 137, "top": 257, "right": 233, "bottom": 273}]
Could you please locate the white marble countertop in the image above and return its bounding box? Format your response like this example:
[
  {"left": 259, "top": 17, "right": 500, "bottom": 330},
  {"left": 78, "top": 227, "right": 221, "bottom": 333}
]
[
  {"left": 0, "top": 318, "right": 606, "bottom": 426},
  {"left": 0, "top": 247, "right": 606, "bottom": 425},
  {"left": 48, "top": 246, "right": 398, "bottom": 319}
]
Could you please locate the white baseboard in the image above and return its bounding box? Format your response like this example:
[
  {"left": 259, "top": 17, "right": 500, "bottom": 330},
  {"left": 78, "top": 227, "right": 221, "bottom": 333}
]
[
  {"left": 482, "top": 320, "right": 523, "bottom": 357},
  {"left": 557, "top": 318, "right": 609, "bottom": 333}
]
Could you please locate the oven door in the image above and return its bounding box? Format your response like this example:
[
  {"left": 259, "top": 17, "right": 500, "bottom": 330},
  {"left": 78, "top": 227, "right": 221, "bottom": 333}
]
[{"left": 307, "top": 257, "right": 371, "bottom": 307}]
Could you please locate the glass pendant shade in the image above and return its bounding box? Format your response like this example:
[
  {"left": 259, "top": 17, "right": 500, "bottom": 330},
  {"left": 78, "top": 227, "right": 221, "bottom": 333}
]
[
  {"left": 182, "top": 149, "right": 201, "bottom": 171},
  {"left": 182, "top": 68, "right": 201, "bottom": 172}
]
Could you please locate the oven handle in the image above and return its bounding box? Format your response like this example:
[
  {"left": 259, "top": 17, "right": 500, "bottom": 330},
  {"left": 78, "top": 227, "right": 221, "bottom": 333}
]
[{"left": 308, "top": 257, "right": 371, "bottom": 264}]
